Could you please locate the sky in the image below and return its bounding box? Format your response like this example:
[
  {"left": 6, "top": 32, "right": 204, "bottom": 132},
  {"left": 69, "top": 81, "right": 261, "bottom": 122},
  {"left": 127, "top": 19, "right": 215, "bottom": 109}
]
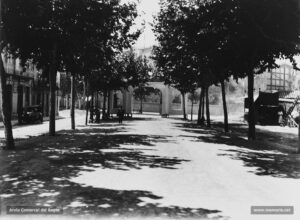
[
  {"left": 123, "top": 0, "right": 300, "bottom": 66},
  {"left": 124, "top": 0, "right": 160, "bottom": 49}
]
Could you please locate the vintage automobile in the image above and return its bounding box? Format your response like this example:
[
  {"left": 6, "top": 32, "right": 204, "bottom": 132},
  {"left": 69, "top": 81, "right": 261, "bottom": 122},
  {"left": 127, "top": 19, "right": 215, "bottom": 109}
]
[
  {"left": 244, "top": 92, "right": 285, "bottom": 125},
  {"left": 21, "top": 105, "right": 43, "bottom": 124}
]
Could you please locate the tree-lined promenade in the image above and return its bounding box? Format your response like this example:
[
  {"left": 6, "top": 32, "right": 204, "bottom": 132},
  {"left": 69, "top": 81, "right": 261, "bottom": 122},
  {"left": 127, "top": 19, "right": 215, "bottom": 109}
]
[
  {"left": 152, "top": 0, "right": 300, "bottom": 143},
  {"left": 0, "top": 1, "right": 300, "bottom": 218},
  {"left": 0, "top": 0, "right": 153, "bottom": 149},
  {"left": 0, "top": 0, "right": 300, "bottom": 153}
]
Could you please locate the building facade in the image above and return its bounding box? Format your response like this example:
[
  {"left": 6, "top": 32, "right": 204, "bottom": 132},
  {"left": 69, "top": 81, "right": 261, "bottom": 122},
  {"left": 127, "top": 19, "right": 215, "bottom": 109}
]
[
  {"left": 1, "top": 54, "right": 60, "bottom": 120},
  {"left": 254, "top": 64, "right": 300, "bottom": 93}
]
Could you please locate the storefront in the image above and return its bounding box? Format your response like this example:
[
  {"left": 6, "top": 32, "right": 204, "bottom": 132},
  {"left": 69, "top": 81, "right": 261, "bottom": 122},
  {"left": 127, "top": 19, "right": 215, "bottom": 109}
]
[{"left": 5, "top": 73, "right": 34, "bottom": 117}]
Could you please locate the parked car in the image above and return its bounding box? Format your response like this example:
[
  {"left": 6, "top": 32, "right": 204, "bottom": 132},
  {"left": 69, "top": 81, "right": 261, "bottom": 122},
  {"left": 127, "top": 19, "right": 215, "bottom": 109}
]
[{"left": 22, "top": 105, "right": 43, "bottom": 124}]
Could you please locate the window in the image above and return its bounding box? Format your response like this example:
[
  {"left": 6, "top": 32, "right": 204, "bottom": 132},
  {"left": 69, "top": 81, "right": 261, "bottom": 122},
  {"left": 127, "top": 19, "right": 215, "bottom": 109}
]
[{"left": 268, "top": 71, "right": 287, "bottom": 91}]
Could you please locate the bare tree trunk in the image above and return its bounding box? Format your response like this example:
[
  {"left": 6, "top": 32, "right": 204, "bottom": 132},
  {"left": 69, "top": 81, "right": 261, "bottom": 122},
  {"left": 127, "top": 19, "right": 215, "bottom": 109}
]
[
  {"left": 49, "top": 41, "right": 58, "bottom": 136},
  {"left": 107, "top": 91, "right": 111, "bottom": 118},
  {"left": 82, "top": 81, "right": 85, "bottom": 111},
  {"left": 102, "top": 90, "right": 107, "bottom": 119},
  {"left": 0, "top": 57, "right": 15, "bottom": 149},
  {"left": 85, "top": 77, "right": 88, "bottom": 126},
  {"left": 197, "top": 88, "right": 203, "bottom": 125},
  {"left": 17, "top": 85, "right": 23, "bottom": 124},
  {"left": 70, "top": 74, "right": 75, "bottom": 130},
  {"left": 41, "top": 91, "right": 45, "bottom": 115},
  {"left": 140, "top": 97, "right": 143, "bottom": 114},
  {"left": 201, "top": 87, "right": 205, "bottom": 123},
  {"left": 206, "top": 87, "right": 211, "bottom": 127},
  {"left": 85, "top": 103, "right": 89, "bottom": 125},
  {"left": 95, "top": 91, "right": 99, "bottom": 108},
  {"left": 298, "top": 110, "right": 300, "bottom": 153},
  {"left": 248, "top": 72, "right": 256, "bottom": 140},
  {"left": 0, "top": 0, "right": 14, "bottom": 149},
  {"left": 0, "top": 0, "right": 15, "bottom": 150},
  {"left": 191, "top": 98, "right": 194, "bottom": 121},
  {"left": 182, "top": 92, "right": 187, "bottom": 120},
  {"left": 221, "top": 81, "right": 229, "bottom": 132},
  {"left": 89, "top": 92, "right": 94, "bottom": 122}
]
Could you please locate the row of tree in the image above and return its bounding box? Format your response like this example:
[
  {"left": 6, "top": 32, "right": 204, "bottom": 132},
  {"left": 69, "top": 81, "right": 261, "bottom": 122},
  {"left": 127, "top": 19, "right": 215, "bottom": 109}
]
[
  {"left": 152, "top": 0, "right": 300, "bottom": 139},
  {"left": 0, "top": 0, "right": 151, "bottom": 149},
  {"left": 84, "top": 50, "right": 151, "bottom": 123}
]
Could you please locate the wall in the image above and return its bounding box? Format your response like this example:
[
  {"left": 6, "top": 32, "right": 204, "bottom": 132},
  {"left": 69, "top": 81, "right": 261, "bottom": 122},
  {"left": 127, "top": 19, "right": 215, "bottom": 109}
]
[
  {"left": 186, "top": 103, "right": 244, "bottom": 116},
  {"left": 133, "top": 102, "right": 161, "bottom": 113},
  {"left": 133, "top": 101, "right": 244, "bottom": 116}
]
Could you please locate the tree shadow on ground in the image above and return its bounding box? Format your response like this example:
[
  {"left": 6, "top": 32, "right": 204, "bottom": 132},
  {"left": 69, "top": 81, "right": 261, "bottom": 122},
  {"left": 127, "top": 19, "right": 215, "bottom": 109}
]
[
  {"left": 0, "top": 125, "right": 221, "bottom": 218},
  {"left": 173, "top": 121, "right": 300, "bottom": 179},
  {"left": 213, "top": 121, "right": 299, "bottom": 146},
  {"left": 10, "top": 116, "right": 66, "bottom": 129},
  {"left": 77, "top": 123, "right": 129, "bottom": 128},
  {"left": 76, "top": 117, "right": 157, "bottom": 128}
]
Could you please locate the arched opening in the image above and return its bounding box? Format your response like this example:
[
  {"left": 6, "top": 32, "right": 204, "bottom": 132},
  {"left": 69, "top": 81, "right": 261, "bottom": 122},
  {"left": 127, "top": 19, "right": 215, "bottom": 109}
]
[{"left": 133, "top": 87, "right": 162, "bottom": 114}]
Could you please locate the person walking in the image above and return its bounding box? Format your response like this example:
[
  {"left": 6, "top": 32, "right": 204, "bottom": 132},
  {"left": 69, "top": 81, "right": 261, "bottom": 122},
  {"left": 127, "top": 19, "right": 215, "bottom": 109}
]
[
  {"left": 94, "top": 107, "right": 100, "bottom": 123},
  {"left": 117, "top": 106, "right": 124, "bottom": 124}
]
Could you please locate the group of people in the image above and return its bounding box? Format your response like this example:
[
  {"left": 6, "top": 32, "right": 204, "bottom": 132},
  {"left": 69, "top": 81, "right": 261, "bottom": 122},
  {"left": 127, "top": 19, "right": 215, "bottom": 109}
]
[{"left": 89, "top": 106, "right": 125, "bottom": 124}]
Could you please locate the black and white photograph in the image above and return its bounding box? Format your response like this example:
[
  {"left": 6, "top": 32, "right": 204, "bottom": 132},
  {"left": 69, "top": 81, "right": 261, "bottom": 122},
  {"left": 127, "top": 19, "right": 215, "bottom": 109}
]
[{"left": 0, "top": 0, "right": 300, "bottom": 219}]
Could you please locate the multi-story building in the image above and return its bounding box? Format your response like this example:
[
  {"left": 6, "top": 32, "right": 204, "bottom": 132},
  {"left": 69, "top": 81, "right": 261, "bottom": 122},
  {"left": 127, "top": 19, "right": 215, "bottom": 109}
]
[
  {"left": 1, "top": 54, "right": 60, "bottom": 120},
  {"left": 254, "top": 63, "right": 300, "bottom": 92}
]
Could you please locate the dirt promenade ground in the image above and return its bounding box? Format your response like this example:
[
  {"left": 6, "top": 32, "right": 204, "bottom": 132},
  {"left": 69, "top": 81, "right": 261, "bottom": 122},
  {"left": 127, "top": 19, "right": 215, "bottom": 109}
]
[{"left": 0, "top": 112, "right": 299, "bottom": 220}]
